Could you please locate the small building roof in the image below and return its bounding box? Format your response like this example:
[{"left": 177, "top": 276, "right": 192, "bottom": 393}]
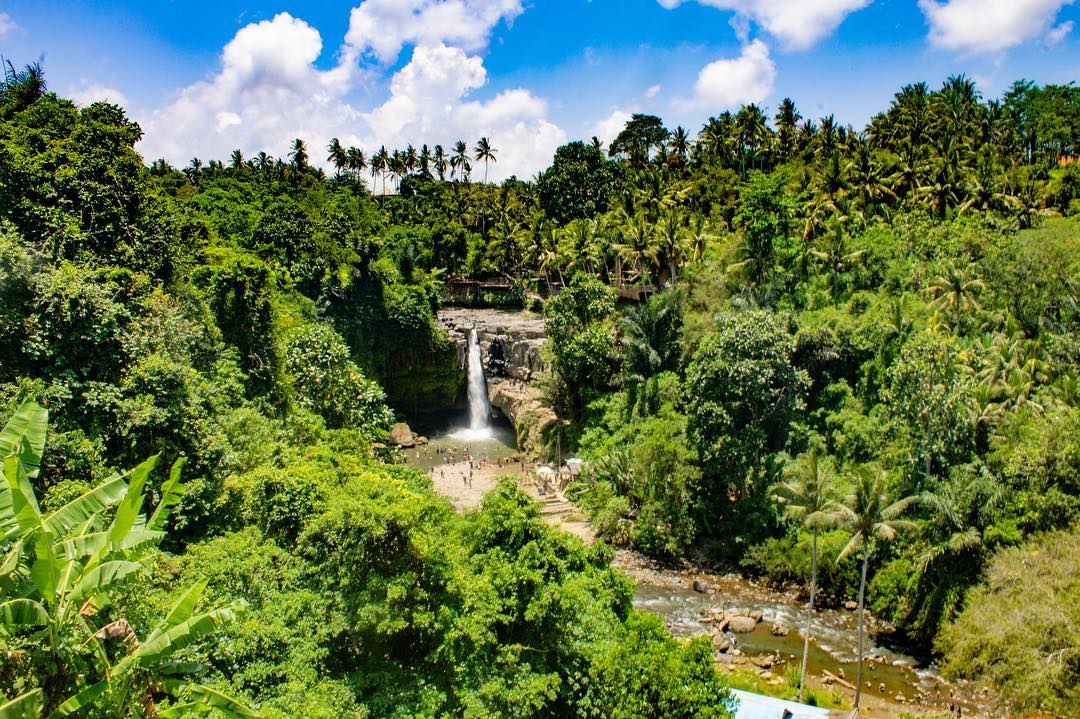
[{"left": 730, "top": 689, "right": 834, "bottom": 719}]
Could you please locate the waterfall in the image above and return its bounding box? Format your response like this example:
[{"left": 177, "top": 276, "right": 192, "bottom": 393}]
[
  {"left": 450, "top": 328, "right": 493, "bottom": 441},
  {"left": 466, "top": 328, "right": 492, "bottom": 430}
]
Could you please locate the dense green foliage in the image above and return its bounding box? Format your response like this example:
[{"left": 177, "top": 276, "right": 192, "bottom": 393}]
[
  {"left": 2, "top": 60, "right": 1079, "bottom": 716},
  {"left": 0, "top": 65, "right": 734, "bottom": 719},
  {"left": 936, "top": 528, "right": 1079, "bottom": 717}
]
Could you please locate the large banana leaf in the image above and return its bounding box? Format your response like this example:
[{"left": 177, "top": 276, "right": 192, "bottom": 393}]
[
  {"left": 0, "top": 598, "right": 49, "bottom": 627},
  {"left": 66, "top": 560, "right": 145, "bottom": 605},
  {"left": 106, "top": 455, "right": 158, "bottom": 548},
  {"left": 0, "top": 401, "right": 47, "bottom": 478},
  {"left": 147, "top": 457, "right": 187, "bottom": 532},
  {"left": 41, "top": 473, "right": 129, "bottom": 537},
  {"left": 29, "top": 530, "right": 65, "bottom": 602},
  {"left": 4, "top": 457, "right": 41, "bottom": 539},
  {"left": 122, "top": 600, "right": 247, "bottom": 671},
  {"left": 147, "top": 581, "right": 206, "bottom": 643},
  {"left": 0, "top": 543, "right": 20, "bottom": 577},
  {"left": 44, "top": 681, "right": 108, "bottom": 719},
  {"left": 0, "top": 689, "right": 43, "bottom": 719},
  {"left": 56, "top": 528, "right": 164, "bottom": 562},
  {"left": 157, "top": 685, "right": 260, "bottom": 719}
]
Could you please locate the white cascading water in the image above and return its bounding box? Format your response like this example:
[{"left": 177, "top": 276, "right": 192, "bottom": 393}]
[{"left": 452, "top": 328, "right": 493, "bottom": 440}]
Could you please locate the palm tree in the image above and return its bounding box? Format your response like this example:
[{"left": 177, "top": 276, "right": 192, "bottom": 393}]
[
  {"left": 474, "top": 137, "right": 497, "bottom": 183},
  {"left": 452, "top": 140, "right": 471, "bottom": 181},
  {"left": 433, "top": 144, "right": 448, "bottom": 180},
  {"left": 404, "top": 144, "right": 419, "bottom": 175},
  {"left": 419, "top": 144, "right": 432, "bottom": 177},
  {"left": 327, "top": 138, "right": 347, "bottom": 177},
  {"left": 254, "top": 151, "right": 271, "bottom": 175},
  {"left": 288, "top": 138, "right": 309, "bottom": 170},
  {"left": 775, "top": 98, "right": 802, "bottom": 161},
  {"left": 229, "top": 149, "right": 245, "bottom": 172},
  {"left": 184, "top": 157, "right": 203, "bottom": 186},
  {"left": 836, "top": 465, "right": 917, "bottom": 711},
  {"left": 614, "top": 292, "right": 682, "bottom": 415},
  {"left": 668, "top": 126, "right": 690, "bottom": 166},
  {"left": 615, "top": 210, "right": 659, "bottom": 285},
  {"left": 372, "top": 146, "right": 388, "bottom": 194},
  {"left": 770, "top": 453, "right": 840, "bottom": 703},
  {"left": 655, "top": 210, "right": 689, "bottom": 286},
  {"left": 924, "top": 265, "right": 986, "bottom": 332},
  {"left": 346, "top": 146, "right": 367, "bottom": 184}
]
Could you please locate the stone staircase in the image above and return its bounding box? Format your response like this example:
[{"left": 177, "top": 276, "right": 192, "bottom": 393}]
[{"left": 527, "top": 487, "right": 595, "bottom": 543}]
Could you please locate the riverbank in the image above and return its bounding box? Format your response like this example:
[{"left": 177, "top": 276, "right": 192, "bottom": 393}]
[{"left": 418, "top": 463, "right": 998, "bottom": 719}]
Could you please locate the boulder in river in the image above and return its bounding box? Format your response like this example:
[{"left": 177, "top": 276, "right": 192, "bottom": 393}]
[
  {"left": 390, "top": 423, "right": 416, "bottom": 447},
  {"left": 749, "top": 609, "right": 764, "bottom": 623},
  {"left": 692, "top": 579, "right": 707, "bottom": 593},
  {"left": 770, "top": 622, "right": 789, "bottom": 637},
  {"left": 750, "top": 655, "right": 775, "bottom": 669},
  {"left": 729, "top": 616, "right": 758, "bottom": 633}
]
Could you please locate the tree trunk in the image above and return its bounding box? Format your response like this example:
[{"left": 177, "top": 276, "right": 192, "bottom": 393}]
[
  {"left": 854, "top": 543, "right": 870, "bottom": 710},
  {"left": 799, "top": 530, "right": 818, "bottom": 703}
]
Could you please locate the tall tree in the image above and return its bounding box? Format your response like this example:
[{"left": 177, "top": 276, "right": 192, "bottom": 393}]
[
  {"left": 836, "top": 466, "right": 917, "bottom": 711},
  {"left": 289, "top": 138, "right": 309, "bottom": 171},
  {"left": 327, "top": 137, "right": 347, "bottom": 177},
  {"left": 775, "top": 98, "right": 802, "bottom": 161},
  {"left": 474, "top": 137, "right": 497, "bottom": 183},
  {"left": 771, "top": 453, "right": 840, "bottom": 703}
]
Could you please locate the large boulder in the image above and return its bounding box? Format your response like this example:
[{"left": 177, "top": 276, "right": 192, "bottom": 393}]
[
  {"left": 389, "top": 422, "right": 416, "bottom": 447},
  {"left": 729, "top": 616, "right": 758, "bottom": 634}
]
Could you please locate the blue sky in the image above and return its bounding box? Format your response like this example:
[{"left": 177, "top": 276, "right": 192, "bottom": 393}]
[{"left": 2, "top": 1, "right": 1077, "bottom": 178}]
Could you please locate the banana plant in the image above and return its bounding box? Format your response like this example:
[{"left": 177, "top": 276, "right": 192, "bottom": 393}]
[{"left": 0, "top": 401, "right": 258, "bottom": 718}]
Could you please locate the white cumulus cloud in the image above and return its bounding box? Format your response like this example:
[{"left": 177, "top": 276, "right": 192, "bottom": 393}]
[
  {"left": 919, "top": 0, "right": 1076, "bottom": 54},
  {"left": 0, "top": 12, "right": 16, "bottom": 37},
  {"left": 657, "top": 0, "right": 871, "bottom": 49},
  {"left": 70, "top": 83, "right": 129, "bottom": 107},
  {"left": 134, "top": 10, "right": 564, "bottom": 181},
  {"left": 137, "top": 12, "right": 360, "bottom": 164},
  {"left": 362, "top": 43, "right": 564, "bottom": 180},
  {"left": 677, "top": 39, "right": 776, "bottom": 111},
  {"left": 589, "top": 108, "right": 637, "bottom": 144},
  {"left": 344, "top": 0, "right": 524, "bottom": 63}
]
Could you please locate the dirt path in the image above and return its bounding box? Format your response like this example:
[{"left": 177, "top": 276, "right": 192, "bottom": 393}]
[{"left": 429, "top": 461, "right": 596, "bottom": 543}]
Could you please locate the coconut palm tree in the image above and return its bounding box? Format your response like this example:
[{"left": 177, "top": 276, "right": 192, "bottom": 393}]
[
  {"left": 452, "top": 140, "right": 471, "bottom": 181},
  {"left": 327, "top": 137, "right": 347, "bottom": 177},
  {"left": 184, "top": 157, "right": 203, "bottom": 186},
  {"left": 668, "top": 126, "right": 690, "bottom": 166},
  {"left": 372, "top": 146, "right": 389, "bottom": 194},
  {"left": 775, "top": 98, "right": 802, "bottom": 161},
  {"left": 614, "top": 292, "right": 682, "bottom": 415},
  {"left": 433, "top": 144, "right": 448, "bottom": 180},
  {"left": 770, "top": 453, "right": 841, "bottom": 703},
  {"left": 836, "top": 465, "right": 917, "bottom": 711},
  {"left": 346, "top": 146, "right": 367, "bottom": 184},
  {"left": 474, "top": 137, "right": 497, "bottom": 183},
  {"left": 229, "top": 149, "right": 245, "bottom": 172},
  {"left": 655, "top": 210, "right": 689, "bottom": 286},
  {"left": 615, "top": 211, "right": 659, "bottom": 284},
  {"left": 419, "top": 144, "right": 432, "bottom": 177},
  {"left": 288, "top": 138, "right": 308, "bottom": 170},
  {"left": 924, "top": 265, "right": 986, "bottom": 332}
]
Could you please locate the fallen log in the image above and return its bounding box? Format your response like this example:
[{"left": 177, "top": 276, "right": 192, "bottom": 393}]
[{"left": 823, "top": 669, "right": 855, "bottom": 691}]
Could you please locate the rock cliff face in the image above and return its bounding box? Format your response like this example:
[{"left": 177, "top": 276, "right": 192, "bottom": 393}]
[
  {"left": 438, "top": 308, "right": 557, "bottom": 452},
  {"left": 438, "top": 308, "right": 546, "bottom": 381}
]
